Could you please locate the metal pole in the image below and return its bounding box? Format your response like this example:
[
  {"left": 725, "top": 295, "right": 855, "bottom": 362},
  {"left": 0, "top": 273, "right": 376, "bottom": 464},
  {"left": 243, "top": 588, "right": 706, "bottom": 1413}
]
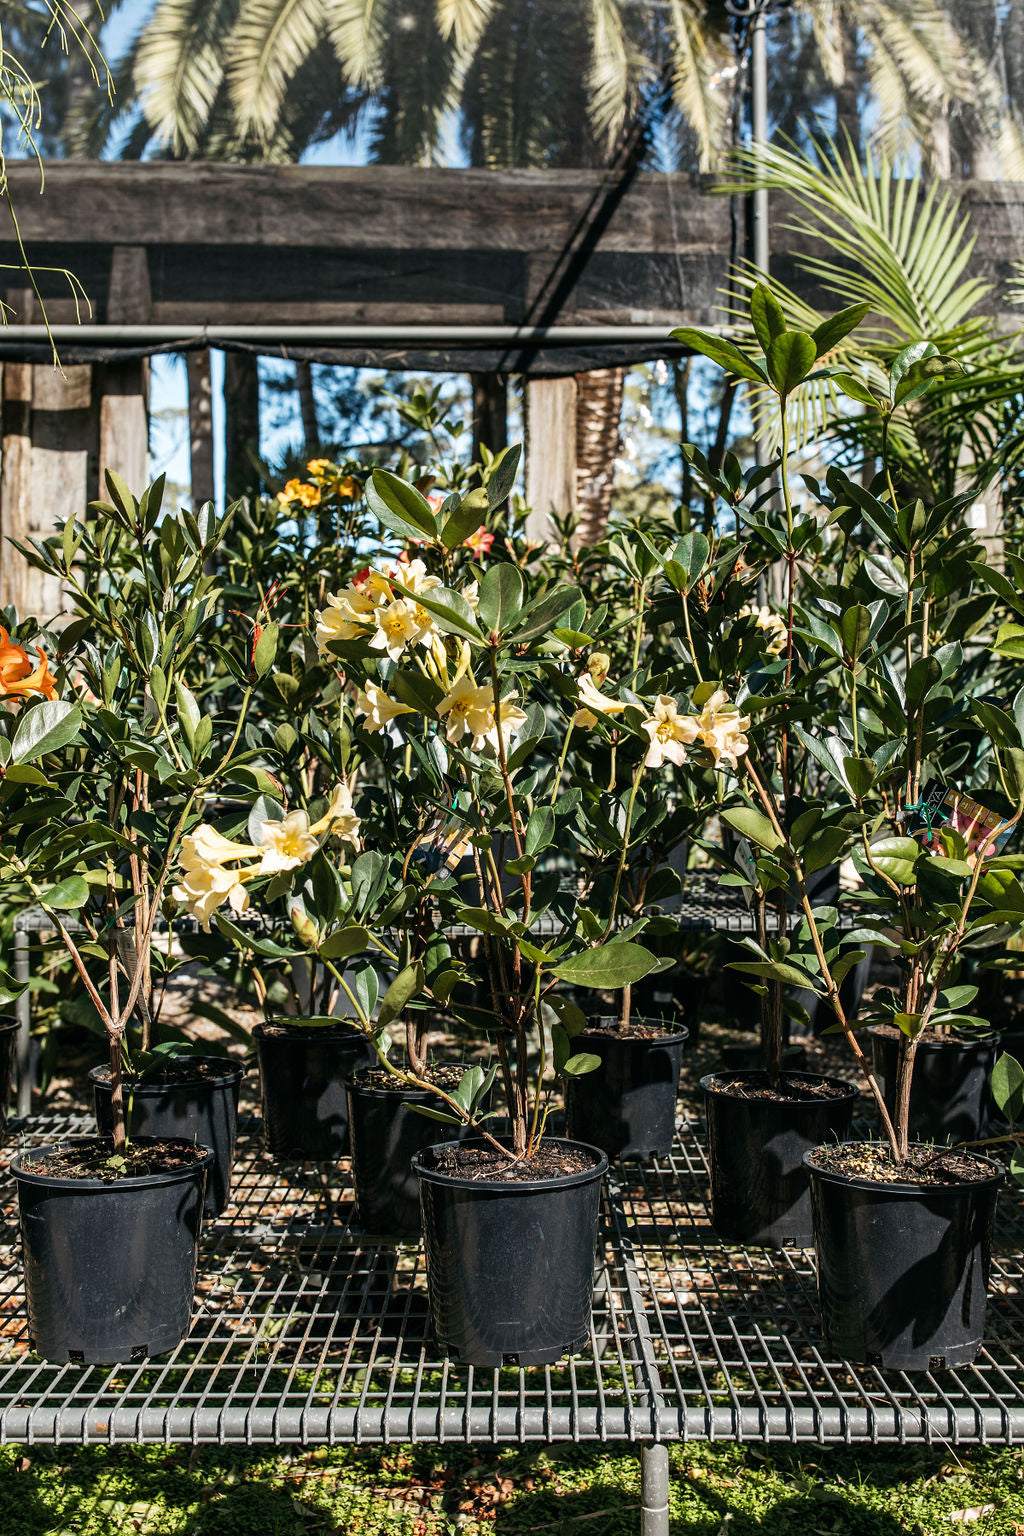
[
  {"left": 13, "top": 927, "right": 31, "bottom": 1117},
  {"left": 640, "top": 1443, "right": 671, "bottom": 1536},
  {"left": 750, "top": 3, "right": 770, "bottom": 275},
  {"left": 0, "top": 323, "right": 682, "bottom": 347}
]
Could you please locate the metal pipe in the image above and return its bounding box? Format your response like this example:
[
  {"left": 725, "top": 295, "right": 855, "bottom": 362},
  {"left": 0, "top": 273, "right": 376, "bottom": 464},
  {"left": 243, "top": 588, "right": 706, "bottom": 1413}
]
[
  {"left": 0, "top": 323, "right": 681, "bottom": 347},
  {"left": 13, "top": 928, "right": 31, "bottom": 1118},
  {"left": 640, "top": 1444, "right": 671, "bottom": 1536},
  {"left": 750, "top": 4, "right": 770, "bottom": 275}
]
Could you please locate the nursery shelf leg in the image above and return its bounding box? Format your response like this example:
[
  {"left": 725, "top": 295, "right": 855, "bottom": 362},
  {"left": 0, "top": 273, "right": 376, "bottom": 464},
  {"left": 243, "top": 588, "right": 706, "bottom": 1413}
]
[
  {"left": 640, "top": 1442, "right": 670, "bottom": 1536},
  {"left": 14, "top": 928, "right": 30, "bottom": 1117}
]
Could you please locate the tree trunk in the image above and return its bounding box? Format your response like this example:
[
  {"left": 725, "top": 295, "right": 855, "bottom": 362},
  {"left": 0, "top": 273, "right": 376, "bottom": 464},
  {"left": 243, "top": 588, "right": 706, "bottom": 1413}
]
[
  {"left": 296, "top": 360, "right": 319, "bottom": 454},
  {"left": 573, "top": 366, "right": 623, "bottom": 546},
  {"left": 223, "top": 351, "right": 260, "bottom": 503},
  {"left": 471, "top": 373, "right": 508, "bottom": 467},
  {"left": 187, "top": 350, "right": 215, "bottom": 508}
]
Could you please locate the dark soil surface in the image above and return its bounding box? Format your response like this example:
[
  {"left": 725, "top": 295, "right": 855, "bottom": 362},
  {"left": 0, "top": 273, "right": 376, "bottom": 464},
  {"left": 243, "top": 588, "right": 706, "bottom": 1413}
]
[
  {"left": 20, "top": 1139, "right": 209, "bottom": 1182},
  {"left": 583, "top": 1016, "right": 686, "bottom": 1041},
  {"left": 91, "top": 1057, "right": 241, "bottom": 1088},
  {"left": 354, "top": 1063, "right": 468, "bottom": 1093},
  {"left": 808, "top": 1141, "right": 999, "bottom": 1187},
  {"left": 706, "top": 1071, "right": 850, "bottom": 1102},
  {"left": 428, "top": 1142, "right": 600, "bottom": 1184},
  {"left": 870, "top": 1023, "right": 997, "bottom": 1045}
]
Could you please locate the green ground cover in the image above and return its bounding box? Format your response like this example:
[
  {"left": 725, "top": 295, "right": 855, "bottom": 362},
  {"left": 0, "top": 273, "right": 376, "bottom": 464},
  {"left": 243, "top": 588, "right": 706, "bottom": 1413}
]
[{"left": 1, "top": 1440, "right": 1022, "bottom": 1535}]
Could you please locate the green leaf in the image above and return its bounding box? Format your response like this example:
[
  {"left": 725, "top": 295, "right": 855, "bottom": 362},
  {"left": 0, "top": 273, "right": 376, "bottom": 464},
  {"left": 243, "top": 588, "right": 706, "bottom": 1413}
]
[
  {"left": 253, "top": 621, "right": 279, "bottom": 678},
  {"left": 865, "top": 836, "right": 920, "bottom": 886},
  {"left": 511, "top": 585, "right": 582, "bottom": 644},
  {"left": 318, "top": 925, "right": 371, "bottom": 960},
  {"left": 838, "top": 604, "right": 872, "bottom": 663},
  {"left": 439, "top": 495, "right": 485, "bottom": 550},
  {"left": 830, "top": 371, "right": 880, "bottom": 409},
  {"left": 547, "top": 994, "right": 586, "bottom": 1038},
  {"left": 376, "top": 961, "right": 424, "bottom": 1030},
  {"left": 721, "top": 806, "right": 782, "bottom": 853},
  {"left": 486, "top": 443, "right": 522, "bottom": 508},
  {"left": 525, "top": 805, "right": 555, "bottom": 858},
  {"left": 664, "top": 532, "right": 710, "bottom": 592},
  {"left": 992, "top": 1052, "right": 1024, "bottom": 1123},
  {"left": 563, "top": 1052, "right": 601, "bottom": 1077},
  {"left": 893, "top": 354, "right": 964, "bottom": 408},
  {"left": 811, "top": 301, "right": 870, "bottom": 358},
  {"left": 749, "top": 284, "right": 787, "bottom": 353},
  {"left": 669, "top": 328, "right": 767, "bottom": 385},
  {"left": 729, "top": 959, "right": 823, "bottom": 992},
  {"left": 551, "top": 1022, "right": 571, "bottom": 1075},
  {"left": 894, "top": 1012, "right": 925, "bottom": 1039},
  {"left": 175, "top": 680, "right": 201, "bottom": 747},
  {"left": 396, "top": 584, "right": 481, "bottom": 642},
  {"left": 39, "top": 874, "right": 89, "bottom": 911},
  {"left": 765, "top": 331, "right": 816, "bottom": 397},
  {"left": 995, "top": 623, "right": 1024, "bottom": 661},
  {"left": 0, "top": 967, "right": 26, "bottom": 1007},
  {"left": 366, "top": 468, "right": 438, "bottom": 543},
  {"left": 549, "top": 941, "right": 657, "bottom": 989},
  {"left": 11, "top": 701, "right": 82, "bottom": 764},
  {"left": 843, "top": 755, "right": 876, "bottom": 799},
  {"left": 476, "top": 564, "right": 525, "bottom": 635}
]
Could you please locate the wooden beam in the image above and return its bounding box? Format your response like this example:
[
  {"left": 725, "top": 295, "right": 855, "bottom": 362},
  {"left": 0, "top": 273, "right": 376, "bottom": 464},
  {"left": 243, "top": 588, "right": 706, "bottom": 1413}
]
[
  {"left": 524, "top": 378, "right": 577, "bottom": 546},
  {"left": 187, "top": 350, "right": 214, "bottom": 508}
]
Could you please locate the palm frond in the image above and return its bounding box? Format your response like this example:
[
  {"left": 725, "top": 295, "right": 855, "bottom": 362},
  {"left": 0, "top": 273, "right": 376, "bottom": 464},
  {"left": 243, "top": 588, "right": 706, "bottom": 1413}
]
[
  {"left": 134, "top": 0, "right": 238, "bottom": 154},
  {"left": 435, "top": 0, "right": 494, "bottom": 52},
  {"left": 667, "top": 0, "right": 729, "bottom": 172},
  {"left": 324, "top": 0, "right": 391, "bottom": 89},
  {"left": 586, "top": 0, "right": 631, "bottom": 146},
  {"left": 226, "top": 0, "right": 325, "bottom": 141}
]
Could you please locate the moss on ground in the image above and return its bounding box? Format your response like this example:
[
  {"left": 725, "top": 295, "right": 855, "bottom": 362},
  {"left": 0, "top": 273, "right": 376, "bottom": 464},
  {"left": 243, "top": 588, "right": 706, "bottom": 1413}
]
[{"left": 0, "top": 1440, "right": 1022, "bottom": 1535}]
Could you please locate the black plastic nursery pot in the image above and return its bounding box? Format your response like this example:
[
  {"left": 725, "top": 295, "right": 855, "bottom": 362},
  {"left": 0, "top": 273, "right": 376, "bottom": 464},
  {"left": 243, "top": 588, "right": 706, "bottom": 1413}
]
[
  {"left": 701, "top": 1070, "right": 858, "bottom": 1247},
  {"left": 868, "top": 1026, "right": 999, "bottom": 1145},
  {"left": 0, "top": 1014, "right": 19, "bottom": 1144},
  {"left": 346, "top": 1069, "right": 453, "bottom": 1237},
  {"left": 253, "top": 1020, "right": 374, "bottom": 1160},
  {"left": 90, "top": 1056, "right": 243, "bottom": 1215},
  {"left": 563, "top": 1016, "right": 688, "bottom": 1160},
  {"left": 412, "top": 1137, "right": 608, "bottom": 1367},
  {"left": 806, "top": 1144, "right": 1004, "bottom": 1370},
  {"left": 10, "top": 1137, "right": 213, "bottom": 1364}
]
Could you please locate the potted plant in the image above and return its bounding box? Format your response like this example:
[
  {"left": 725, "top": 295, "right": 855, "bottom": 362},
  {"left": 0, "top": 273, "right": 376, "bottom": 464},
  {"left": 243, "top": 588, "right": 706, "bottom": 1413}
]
[
  {"left": 0, "top": 473, "right": 268, "bottom": 1360},
  {"left": 678, "top": 278, "right": 1022, "bottom": 1366},
  {"left": 290, "top": 457, "right": 677, "bottom": 1364}
]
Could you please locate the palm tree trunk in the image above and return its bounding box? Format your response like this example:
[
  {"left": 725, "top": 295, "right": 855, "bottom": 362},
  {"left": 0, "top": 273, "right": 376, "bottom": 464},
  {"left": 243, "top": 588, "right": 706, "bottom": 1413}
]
[
  {"left": 296, "top": 360, "right": 319, "bottom": 454},
  {"left": 224, "top": 351, "right": 260, "bottom": 502},
  {"left": 573, "top": 366, "right": 624, "bottom": 546},
  {"left": 472, "top": 373, "right": 508, "bottom": 467}
]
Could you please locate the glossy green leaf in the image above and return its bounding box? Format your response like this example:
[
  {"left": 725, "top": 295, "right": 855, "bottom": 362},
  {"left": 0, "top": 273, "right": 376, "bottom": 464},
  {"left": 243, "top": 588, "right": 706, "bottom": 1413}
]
[
  {"left": 721, "top": 806, "right": 782, "bottom": 853},
  {"left": 669, "top": 328, "right": 767, "bottom": 384},
  {"left": 765, "top": 331, "right": 816, "bottom": 396},
  {"left": 366, "top": 468, "right": 438, "bottom": 543},
  {"left": 549, "top": 941, "right": 657, "bottom": 989},
  {"left": 11, "top": 701, "right": 82, "bottom": 764},
  {"left": 476, "top": 563, "right": 525, "bottom": 634}
]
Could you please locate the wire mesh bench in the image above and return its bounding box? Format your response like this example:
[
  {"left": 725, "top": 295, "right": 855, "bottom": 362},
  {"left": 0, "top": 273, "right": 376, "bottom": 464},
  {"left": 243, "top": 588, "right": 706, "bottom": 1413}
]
[{"left": 1, "top": 1112, "right": 1021, "bottom": 1534}]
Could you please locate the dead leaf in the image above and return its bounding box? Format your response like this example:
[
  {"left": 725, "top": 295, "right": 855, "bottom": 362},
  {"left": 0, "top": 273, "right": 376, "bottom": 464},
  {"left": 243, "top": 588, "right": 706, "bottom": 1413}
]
[{"left": 947, "top": 1506, "right": 1000, "bottom": 1524}]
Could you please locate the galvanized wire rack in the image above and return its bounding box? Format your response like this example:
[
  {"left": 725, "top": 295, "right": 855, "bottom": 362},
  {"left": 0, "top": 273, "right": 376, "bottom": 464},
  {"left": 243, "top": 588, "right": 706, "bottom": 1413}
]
[{"left": 0, "top": 1110, "right": 1022, "bottom": 1464}]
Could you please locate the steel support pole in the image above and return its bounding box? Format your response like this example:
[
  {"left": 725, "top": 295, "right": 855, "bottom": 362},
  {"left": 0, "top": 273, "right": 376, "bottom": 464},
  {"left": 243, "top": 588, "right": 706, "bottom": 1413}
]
[
  {"left": 640, "top": 1443, "right": 671, "bottom": 1536},
  {"left": 750, "top": 5, "right": 769, "bottom": 276},
  {"left": 13, "top": 927, "right": 30, "bottom": 1116}
]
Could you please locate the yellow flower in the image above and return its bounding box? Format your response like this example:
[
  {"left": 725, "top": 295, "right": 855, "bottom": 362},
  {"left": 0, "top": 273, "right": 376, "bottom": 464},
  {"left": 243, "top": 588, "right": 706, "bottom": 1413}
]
[
  {"left": 574, "top": 671, "right": 627, "bottom": 727},
  {"left": 179, "top": 825, "right": 259, "bottom": 869},
  {"left": 306, "top": 459, "right": 334, "bottom": 476},
  {"left": 476, "top": 693, "right": 527, "bottom": 755},
  {"left": 276, "top": 478, "right": 321, "bottom": 509},
  {"left": 740, "top": 604, "right": 788, "bottom": 658},
  {"left": 641, "top": 695, "right": 700, "bottom": 769},
  {"left": 437, "top": 675, "right": 492, "bottom": 745},
  {"left": 355, "top": 682, "right": 416, "bottom": 734},
  {"left": 693, "top": 689, "right": 750, "bottom": 769},
  {"left": 369, "top": 598, "right": 427, "bottom": 662},
  {"left": 314, "top": 585, "right": 376, "bottom": 654},
  {"left": 310, "top": 781, "right": 361, "bottom": 847},
  {"left": 257, "top": 810, "right": 320, "bottom": 874},
  {"left": 174, "top": 825, "right": 261, "bottom": 931},
  {"left": 588, "top": 652, "right": 611, "bottom": 685}
]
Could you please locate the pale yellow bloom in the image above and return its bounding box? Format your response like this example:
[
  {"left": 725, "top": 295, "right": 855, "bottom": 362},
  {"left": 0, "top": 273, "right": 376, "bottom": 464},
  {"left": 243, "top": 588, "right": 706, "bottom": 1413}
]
[
  {"left": 693, "top": 689, "right": 750, "bottom": 769},
  {"left": 470, "top": 692, "right": 527, "bottom": 755},
  {"left": 437, "top": 675, "right": 492, "bottom": 745},
  {"left": 257, "top": 811, "right": 320, "bottom": 874},
  {"left": 740, "top": 604, "right": 787, "bottom": 658},
  {"left": 641, "top": 695, "right": 700, "bottom": 769},
  {"left": 355, "top": 681, "right": 416, "bottom": 734},
  {"left": 369, "top": 599, "right": 427, "bottom": 662},
  {"left": 179, "top": 825, "right": 259, "bottom": 869},
  {"left": 310, "top": 781, "right": 362, "bottom": 847},
  {"left": 575, "top": 672, "right": 627, "bottom": 725},
  {"left": 173, "top": 862, "right": 254, "bottom": 932},
  {"left": 315, "top": 584, "right": 377, "bottom": 653},
  {"left": 588, "top": 652, "right": 611, "bottom": 685}
]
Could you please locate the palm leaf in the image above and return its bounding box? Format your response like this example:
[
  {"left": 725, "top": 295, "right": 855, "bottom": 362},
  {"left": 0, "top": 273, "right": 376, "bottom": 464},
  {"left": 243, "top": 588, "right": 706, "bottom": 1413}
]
[
  {"left": 227, "top": 0, "right": 325, "bottom": 141},
  {"left": 324, "top": 0, "right": 391, "bottom": 89},
  {"left": 134, "top": 0, "right": 238, "bottom": 153}
]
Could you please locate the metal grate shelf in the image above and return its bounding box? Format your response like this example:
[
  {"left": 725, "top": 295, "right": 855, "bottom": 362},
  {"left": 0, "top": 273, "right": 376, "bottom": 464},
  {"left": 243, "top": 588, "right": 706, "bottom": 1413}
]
[{"left": 0, "top": 1114, "right": 1022, "bottom": 1448}]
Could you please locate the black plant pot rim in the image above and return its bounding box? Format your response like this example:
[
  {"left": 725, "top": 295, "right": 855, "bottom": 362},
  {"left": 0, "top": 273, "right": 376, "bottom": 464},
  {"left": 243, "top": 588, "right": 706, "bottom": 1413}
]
[
  {"left": 578, "top": 1022, "right": 689, "bottom": 1048},
  {"left": 867, "top": 1024, "right": 999, "bottom": 1050},
  {"left": 412, "top": 1135, "right": 608, "bottom": 1194},
  {"left": 0, "top": 1016, "right": 19, "bottom": 1038},
  {"left": 11, "top": 1136, "right": 215, "bottom": 1192},
  {"left": 253, "top": 1019, "right": 367, "bottom": 1041},
  {"left": 88, "top": 1057, "right": 245, "bottom": 1094},
  {"left": 700, "top": 1069, "right": 859, "bottom": 1105},
  {"left": 347, "top": 1067, "right": 440, "bottom": 1102},
  {"left": 802, "top": 1141, "right": 1005, "bottom": 1195}
]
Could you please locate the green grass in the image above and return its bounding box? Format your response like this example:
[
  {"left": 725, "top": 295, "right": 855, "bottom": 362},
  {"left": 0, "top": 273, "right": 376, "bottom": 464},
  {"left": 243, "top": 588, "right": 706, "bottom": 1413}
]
[{"left": 1, "top": 1441, "right": 1023, "bottom": 1535}]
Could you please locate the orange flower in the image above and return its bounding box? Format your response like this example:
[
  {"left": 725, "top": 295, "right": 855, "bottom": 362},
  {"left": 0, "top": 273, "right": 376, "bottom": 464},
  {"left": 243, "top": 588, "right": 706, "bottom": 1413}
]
[
  {"left": 464, "top": 525, "right": 495, "bottom": 557},
  {"left": 276, "top": 478, "right": 321, "bottom": 509},
  {"left": 0, "top": 628, "right": 58, "bottom": 700}
]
